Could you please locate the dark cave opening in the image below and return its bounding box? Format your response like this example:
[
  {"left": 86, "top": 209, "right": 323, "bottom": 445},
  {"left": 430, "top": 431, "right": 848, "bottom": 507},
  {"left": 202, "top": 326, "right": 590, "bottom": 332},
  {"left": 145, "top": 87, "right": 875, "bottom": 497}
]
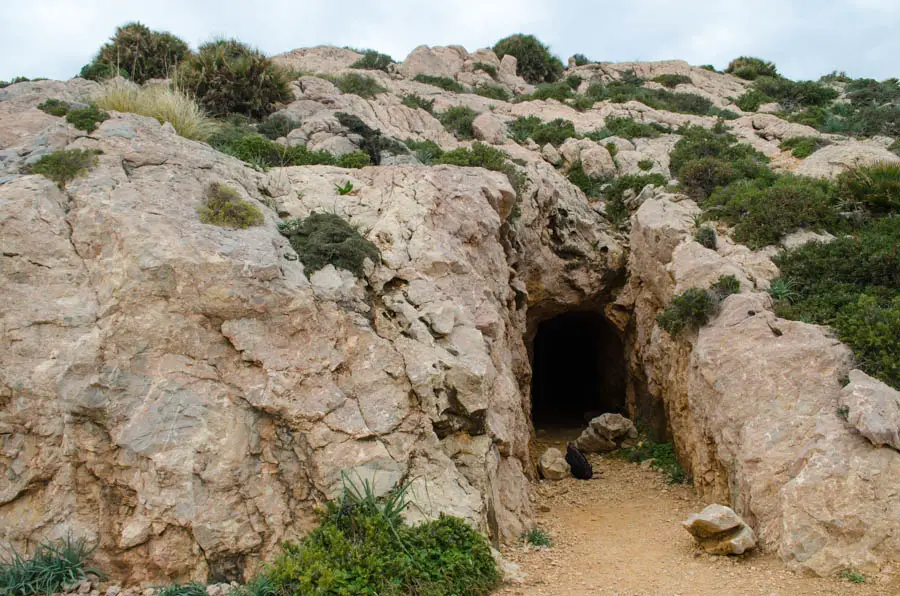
[{"left": 530, "top": 310, "right": 627, "bottom": 429}]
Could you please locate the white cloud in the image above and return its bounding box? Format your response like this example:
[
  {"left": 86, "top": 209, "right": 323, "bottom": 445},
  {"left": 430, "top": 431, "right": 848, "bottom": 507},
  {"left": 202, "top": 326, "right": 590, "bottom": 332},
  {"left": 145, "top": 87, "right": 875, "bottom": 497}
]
[{"left": 0, "top": 0, "right": 897, "bottom": 81}]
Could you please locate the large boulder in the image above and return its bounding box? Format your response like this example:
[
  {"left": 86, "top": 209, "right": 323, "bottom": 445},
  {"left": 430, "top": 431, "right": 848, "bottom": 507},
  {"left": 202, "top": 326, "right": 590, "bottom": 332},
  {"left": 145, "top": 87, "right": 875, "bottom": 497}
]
[
  {"left": 538, "top": 448, "right": 570, "bottom": 480},
  {"left": 575, "top": 413, "right": 638, "bottom": 453},
  {"left": 839, "top": 370, "right": 900, "bottom": 451},
  {"left": 683, "top": 504, "right": 758, "bottom": 555}
]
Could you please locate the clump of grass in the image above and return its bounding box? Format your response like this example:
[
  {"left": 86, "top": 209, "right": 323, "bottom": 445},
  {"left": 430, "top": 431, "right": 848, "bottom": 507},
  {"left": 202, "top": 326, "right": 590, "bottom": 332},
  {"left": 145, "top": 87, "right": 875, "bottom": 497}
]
[
  {"left": 65, "top": 105, "right": 109, "bottom": 133},
  {"left": 474, "top": 84, "right": 511, "bottom": 101},
  {"left": 840, "top": 569, "right": 866, "bottom": 584},
  {"left": 653, "top": 74, "right": 692, "bottom": 88},
  {"left": 401, "top": 94, "right": 434, "bottom": 113},
  {"left": 349, "top": 50, "right": 393, "bottom": 72},
  {"left": 780, "top": 136, "right": 830, "bottom": 158},
  {"left": 413, "top": 74, "right": 466, "bottom": 93},
  {"left": 37, "top": 99, "right": 71, "bottom": 117},
  {"left": 27, "top": 149, "right": 101, "bottom": 188},
  {"left": 493, "top": 34, "right": 564, "bottom": 85},
  {"left": 588, "top": 116, "right": 669, "bottom": 141},
  {"left": 768, "top": 278, "right": 799, "bottom": 303},
  {"left": 509, "top": 116, "right": 577, "bottom": 146},
  {"left": 156, "top": 584, "right": 208, "bottom": 596},
  {"left": 257, "top": 113, "right": 301, "bottom": 140},
  {"left": 0, "top": 536, "right": 105, "bottom": 596},
  {"left": 404, "top": 138, "right": 444, "bottom": 164},
  {"left": 710, "top": 274, "right": 740, "bottom": 298},
  {"left": 614, "top": 441, "right": 687, "bottom": 484},
  {"left": 836, "top": 161, "right": 900, "bottom": 214},
  {"left": 435, "top": 142, "right": 507, "bottom": 170},
  {"left": 437, "top": 105, "right": 478, "bottom": 139},
  {"left": 473, "top": 62, "right": 498, "bottom": 78},
  {"left": 197, "top": 183, "right": 264, "bottom": 229},
  {"left": 335, "top": 181, "right": 354, "bottom": 195},
  {"left": 279, "top": 212, "right": 380, "bottom": 276},
  {"left": 335, "top": 150, "right": 371, "bottom": 169},
  {"left": 330, "top": 72, "right": 388, "bottom": 98},
  {"left": 657, "top": 287, "right": 718, "bottom": 335},
  {"left": 95, "top": 81, "right": 216, "bottom": 140},
  {"left": 638, "top": 159, "right": 654, "bottom": 171},
  {"left": 521, "top": 527, "right": 552, "bottom": 547},
  {"left": 694, "top": 226, "right": 717, "bottom": 249}
]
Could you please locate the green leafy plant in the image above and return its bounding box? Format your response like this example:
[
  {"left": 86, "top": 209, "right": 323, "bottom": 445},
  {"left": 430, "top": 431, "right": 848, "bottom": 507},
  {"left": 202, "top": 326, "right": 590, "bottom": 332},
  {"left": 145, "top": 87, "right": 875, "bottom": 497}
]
[
  {"left": 700, "top": 64, "right": 717, "bottom": 72},
  {"left": 472, "top": 62, "right": 498, "bottom": 78},
  {"left": 0, "top": 76, "right": 33, "bottom": 88},
  {"left": 474, "top": 84, "right": 511, "bottom": 101},
  {"left": 768, "top": 278, "right": 799, "bottom": 303},
  {"left": 653, "top": 74, "right": 692, "bottom": 88},
  {"left": 694, "top": 226, "right": 717, "bottom": 249},
  {"left": 335, "top": 151, "right": 371, "bottom": 169},
  {"left": 521, "top": 527, "right": 552, "bottom": 547},
  {"left": 840, "top": 569, "right": 866, "bottom": 584},
  {"left": 836, "top": 161, "right": 900, "bottom": 214},
  {"left": 567, "top": 162, "right": 604, "bottom": 197},
  {"left": 710, "top": 274, "right": 740, "bottom": 298},
  {"left": 257, "top": 113, "right": 301, "bottom": 140},
  {"left": 509, "top": 116, "right": 577, "bottom": 146},
  {"left": 279, "top": 212, "right": 380, "bottom": 276},
  {"left": 208, "top": 122, "right": 333, "bottom": 168},
  {"left": 588, "top": 116, "right": 668, "bottom": 140},
  {"left": 493, "top": 34, "right": 564, "bottom": 84},
  {"left": 349, "top": 50, "right": 393, "bottom": 72},
  {"left": 780, "top": 136, "right": 830, "bottom": 158},
  {"left": 65, "top": 105, "right": 110, "bottom": 133},
  {"left": 335, "top": 112, "right": 404, "bottom": 165},
  {"left": 521, "top": 81, "right": 573, "bottom": 102},
  {"left": 401, "top": 94, "right": 434, "bottom": 113},
  {"left": 614, "top": 441, "right": 687, "bottom": 484},
  {"left": 155, "top": 584, "right": 208, "bottom": 596},
  {"left": 176, "top": 39, "right": 293, "bottom": 118},
  {"left": 725, "top": 56, "right": 778, "bottom": 80},
  {"left": 329, "top": 72, "right": 388, "bottom": 98},
  {"left": 638, "top": 159, "right": 654, "bottom": 171},
  {"left": 437, "top": 105, "right": 478, "bottom": 139},
  {"left": 603, "top": 173, "right": 667, "bottom": 225},
  {"left": 37, "top": 99, "right": 70, "bottom": 117},
  {"left": 435, "top": 142, "right": 507, "bottom": 170},
  {"left": 404, "top": 138, "right": 444, "bottom": 164},
  {"left": 82, "top": 22, "right": 190, "bottom": 84},
  {"left": 837, "top": 406, "right": 850, "bottom": 420},
  {"left": 26, "top": 149, "right": 100, "bottom": 188},
  {"left": 197, "top": 182, "right": 264, "bottom": 229},
  {"left": 413, "top": 74, "right": 465, "bottom": 93},
  {"left": 0, "top": 536, "right": 105, "bottom": 596},
  {"left": 586, "top": 79, "right": 717, "bottom": 116},
  {"left": 572, "top": 53, "right": 591, "bottom": 66},
  {"left": 335, "top": 181, "right": 355, "bottom": 195},
  {"left": 657, "top": 287, "right": 718, "bottom": 335}
]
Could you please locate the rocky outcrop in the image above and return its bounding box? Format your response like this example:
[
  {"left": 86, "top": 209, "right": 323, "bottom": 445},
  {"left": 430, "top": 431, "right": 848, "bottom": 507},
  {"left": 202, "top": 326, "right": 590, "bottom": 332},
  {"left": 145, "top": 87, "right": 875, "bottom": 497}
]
[
  {"left": 575, "top": 413, "right": 638, "bottom": 453},
  {"left": 840, "top": 370, "right": 900, "bottom": 451},
  {"left": 619, "top": 194, "right": 900, "bottom": 576},
  {"left": 271, "top": 46, "right": 363, "bottom": 74},
  {"left": 683, "top": 504, "right": 757, "bottom": 555}
]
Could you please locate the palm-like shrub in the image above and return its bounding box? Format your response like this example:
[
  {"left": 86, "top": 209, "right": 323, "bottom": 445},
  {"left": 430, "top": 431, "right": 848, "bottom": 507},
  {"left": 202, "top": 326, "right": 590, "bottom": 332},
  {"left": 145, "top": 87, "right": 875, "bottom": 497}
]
[
  {"left": 83, "top": 22, "right": 190, "bottom": 83},
  {"left": 493, "top": 34, "right": 564, "bottom": 85},
  {"left": 176, "top": 40, "right": 293, "bottom": 119},
  {"left": 725, "top": 56, "right": 778, "bottom": 80}
]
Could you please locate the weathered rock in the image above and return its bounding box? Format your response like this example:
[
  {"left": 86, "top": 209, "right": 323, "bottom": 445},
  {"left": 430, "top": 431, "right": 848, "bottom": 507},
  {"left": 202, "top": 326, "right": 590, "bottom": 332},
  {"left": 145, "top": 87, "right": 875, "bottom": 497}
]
[
  {"left": 591, "top": 413, "right": 638, "bottom": 442},
  {"left": 793, "top": 141, "right": 900, "bottom": 178},
  {"left": 271, "top": 46, "right": 362, "bottom": 74},
  {"left": 574, "top": 426, "right": 617, "bottom": 453},
  {"left": 781, "top": 229, "right": 835, "bottom": 250},
  {"left": 399, "top": 45, "right": 468, "bottom": 79},
  {"left": 683, "top": 504, "right": 757, "bottom": 555},
  {"left": 472, "top": 112, "right": 507, "bottom": 145},
  {"left": 839, "top": 370, "right": 900, "bottom": 450},
  {"left": 541, "top": 143, "right": 561, "bottom": 166},
  {"left": 559, "top": 138, "right": 617, "bottom": 179},
  {"left": 538, "top": 448, "right": 570, "bottom": 480}
]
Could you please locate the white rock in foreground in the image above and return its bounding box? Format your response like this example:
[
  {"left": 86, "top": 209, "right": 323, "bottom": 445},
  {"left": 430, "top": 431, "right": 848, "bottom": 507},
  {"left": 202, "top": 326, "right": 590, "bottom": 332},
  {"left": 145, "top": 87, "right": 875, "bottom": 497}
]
[{"left": 683, "top": 504, "right": 757, "bottom": 555}]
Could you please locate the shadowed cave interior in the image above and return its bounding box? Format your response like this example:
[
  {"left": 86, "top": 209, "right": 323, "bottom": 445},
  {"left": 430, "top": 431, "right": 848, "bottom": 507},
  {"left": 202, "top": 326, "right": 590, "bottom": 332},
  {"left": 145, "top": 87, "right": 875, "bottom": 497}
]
[{"left": 530, "top": 310, "right": 627, "bottom": 429}]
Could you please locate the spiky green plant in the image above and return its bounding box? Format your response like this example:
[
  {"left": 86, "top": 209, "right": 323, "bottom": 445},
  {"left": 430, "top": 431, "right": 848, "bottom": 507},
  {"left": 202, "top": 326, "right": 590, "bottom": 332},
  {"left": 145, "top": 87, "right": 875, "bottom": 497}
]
[
  {"left": 155, "top": 584, "right": 208, "bottom": 596},
  {"left": 84, "top": 22, "right": 190, "bottom": 84},
  {"left": 0, "top": 536, "right": 105, "bottom": 596},
  {"left": 335, "top": 181, "right": 355, "bottom": 195},
  {"left": 521, "top": 527, "right": 552, "bottom": 547}
]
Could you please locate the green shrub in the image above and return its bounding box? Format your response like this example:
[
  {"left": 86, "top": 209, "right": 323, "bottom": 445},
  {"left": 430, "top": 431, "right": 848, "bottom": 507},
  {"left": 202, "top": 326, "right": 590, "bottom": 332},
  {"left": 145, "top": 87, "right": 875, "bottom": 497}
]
[
  {"left": 656, "top": 287, "right": 718, "bottom": 335},
  {"left": 889, "top": 139, "right": 900, "bottom": 156},
  {"left": 678, "top": 157, "right": 742, "bottom": 198},
  {"left": 493, "top": 34, "right": 564, "bottom": 84},
  {"left": 413, "top": 74, "right": 465, "bottom": 93},
  {"left": 670, "top": 124, "right": 771, "bottom": 196},
  {"left": 65, "top": 105, "right": 110, "bottom": 133},
  {"left": 156, "top": 584, "right": 208, "bottom": 596},
  {"left": 653, "top": 74, "right": 692, "bottom": 88},
  {"left": 780, "top": 136, "right": 830, "bottom": 158},
  {"left": 335, "top": 181, "right": 354, "bottom": 195},
  {"left": 473, "top": 62, "right": 498, "bottom": 78},
  {"left": 836, "top": 162, "right": 900, "bottom": 214},
  {"left": 330, "top": 72, "right": 388, "bottom": 98},
  {"left": 37, "top": 99, "right": 71, "bottom": 117},
  {"left": 705, "top": 175, "right": 842, "bottom": 248},
  {"left": 85, "top": 22, "right": 190, "bottom": 84},
  {"left": 435, "top": 142, "right": 507, "bottom": 170},
  {"left": 566, "top": 75, "right": 583, "bottom": 90},
  {"left": 349, "top": 50, "right": 393, "bottom": 72},
  {"left": 710, "top": 274, "right": 740, "bottom": 298},
  {"left": 725, "top": 56, "right": 778, "bottom": 80},
  {"left": 840, "top": 570, "right": 866, "bottom": 584},
  {"left": 522, "top": 527, "right": 552, "bottom": 547},
  {"left": 638, "top": 159, "right": 654, "bottom": 171},
  {"left": 568, "top": 95, "right": 596, "bottom": 112},
  {"left": 177, "top": 39, "right": 293, "bottom": 118},
  {"left": 694, "top": 226, "right": 717, "bottom": 249},
  {"left": 27, "top": 149, "right": 100, "bottom": 188},
  {"left": 335, "top": 112, "right": 404, "bottom": 165},
  {"left": 614, "top": 441, "right": 687, "bottom": 483},
  {"left": 401, "top": 93, "right": 435, "bottom": 113},
  {"left": 208, "top": 122, "right": 334, "bottom": 168},
  {"left": 700, "top": 64, "right": 717, "bottom": 72},
  {"left": 279, "top": 212, "right": 380, "bottom": 276},
  {"left": 835, "top": 295, "right": 900, "bottom": 386},
  {"left": 589, "top": 116, "right": 667, "bottom": 140},
  {"left": 257, "top": 114, "right": 301, "bottom": 140},
  {"left": 0, "top": 536, "right": 104, "bottom": 596},
  {"left": 335, "top": 150, "right": 371, "bottom": 169},
  {"left": 751, "top": 76, "right": 839, "bottom": 111},
  {"left": 567, "top": 162, "right": 604, "bottom": 197},
  {"left": 735, "top": 89, "right": 769, "bottom": 112},
  {"left": 519, "top": 81, "right": 574, "bottom": 102},
  {"left": 404, "top": 139, "right": 443, "bottom": 164},
  {"left": 0, "top": 76, "right": 32, "bottom": 88},
  {"left": 437, "top": 106, "right": 478, "bottom": 139},
  {"left": 474, "top": 84, "right": 511, "bottom": 101},
  {"left": 508, "top": 116, "right": 576, "bottom": 146},
  {"left": 604, "top": 173, "right": 667, "bottom": 225},
  {"left": 586, "top": 79, "right": 716, "bottom": 116},
  {"left": 572, "top": 53, "right": 591, "bottom": 66},
  {"left": 198, "top": 183, "right": 264, "bottom": 228}
]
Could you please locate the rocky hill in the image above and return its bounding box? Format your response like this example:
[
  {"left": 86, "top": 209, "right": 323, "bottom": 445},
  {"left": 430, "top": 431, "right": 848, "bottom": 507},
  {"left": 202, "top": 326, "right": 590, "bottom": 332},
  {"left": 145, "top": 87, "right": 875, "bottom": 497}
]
[{"left": 1, "top": 32, "right": 898, "bottom": 587}]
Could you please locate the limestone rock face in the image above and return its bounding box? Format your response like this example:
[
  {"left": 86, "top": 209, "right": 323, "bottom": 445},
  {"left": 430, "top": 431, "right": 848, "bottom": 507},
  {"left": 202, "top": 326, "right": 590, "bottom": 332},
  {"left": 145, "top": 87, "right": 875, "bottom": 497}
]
[
  {"left": 271, "top": 46, "right": 363, "bottom": 74},
  {"left": 793, "top": 141, "right": 900, "bottom": 178},
  {"left": 839, "top": 370, "right": 900, "bottom": 450},
  {"left": 624, "top": 195, "right": 900, "bottom": 576},
  {"left": 472, "top": 112, "right": 507, "bottom": 145},
  {"left": 538, "top": 448, "right": 570, "bottom": 480}
]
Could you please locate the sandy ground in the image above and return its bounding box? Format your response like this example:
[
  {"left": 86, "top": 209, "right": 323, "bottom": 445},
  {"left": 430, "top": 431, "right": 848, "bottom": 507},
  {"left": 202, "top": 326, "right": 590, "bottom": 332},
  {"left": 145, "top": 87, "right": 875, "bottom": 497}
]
[{"left": 494, "top": 431, "right": 900, "bottom": 596}]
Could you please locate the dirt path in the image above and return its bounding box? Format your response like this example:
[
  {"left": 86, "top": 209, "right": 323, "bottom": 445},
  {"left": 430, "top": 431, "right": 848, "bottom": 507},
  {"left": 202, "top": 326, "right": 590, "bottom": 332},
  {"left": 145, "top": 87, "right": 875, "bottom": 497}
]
[{"left": 495, "top": 432, "right": 899, "bottom": 596}]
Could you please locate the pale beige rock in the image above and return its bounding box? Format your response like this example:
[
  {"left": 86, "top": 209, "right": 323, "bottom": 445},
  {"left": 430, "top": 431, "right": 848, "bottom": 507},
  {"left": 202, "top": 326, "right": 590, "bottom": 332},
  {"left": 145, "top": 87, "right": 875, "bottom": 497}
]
[
  {"left": 701, "top": 524, "right": 758, "bottom": 555},
  {"left": 574, "top": 426, "right": 617, "bottom": 453},
  {"left": 472, "top": 112, "right": 507, "bottom": 144},
  {"left": 793, "top": 141, "right": 900, "bottom": 178},
  {"left": 839, "top": 370, "right": 900, "bottom": 450},
  {"left": 683, "top": 504, "right": 744, "bottom": 538},
  {"left": 541, "top": 143, "right": 561, "bottom": 166},
  {"left": 399, "top": 44, "right": 468, "bottom": 79},
  {"left": 272, "top": 46, "right": 362, "bottom": 74},
  {"left": 781, "top": 229, "right": 835, "bottom": 250},
  {"left": 538, "top": 448, "right": 570, "bottom": 480}
]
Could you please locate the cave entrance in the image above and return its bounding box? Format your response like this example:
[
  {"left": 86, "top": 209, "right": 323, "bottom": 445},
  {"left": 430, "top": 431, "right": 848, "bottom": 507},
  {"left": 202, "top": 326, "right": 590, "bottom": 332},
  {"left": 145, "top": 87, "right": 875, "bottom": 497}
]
[{"left": 530, "top": 310, "right": 627, "bottom": 429}]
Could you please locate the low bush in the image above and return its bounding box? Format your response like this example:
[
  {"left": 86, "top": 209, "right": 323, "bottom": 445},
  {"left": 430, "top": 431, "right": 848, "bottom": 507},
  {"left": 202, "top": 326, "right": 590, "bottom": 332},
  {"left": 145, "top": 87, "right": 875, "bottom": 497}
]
[
  {"left": 472, "top": 62, "right": 498, "bottom": 78},
  {"left": 404, "top": 138, "right": 443, "bottom": 164},
  {"left": 208, "top": 122, "right": 334, "bottom": 168},
  {"left": 589, "top": 115, "right": 668, "bottom": 140},
  {"left": 710, "top": 274, "right": 740, "bottom": 298},
  {"left": 604, "top": 173, "right": 667, "bottom": 224},
  {"left": 670, "top": 124, "right": 771, "bottom": 197},
  {"left": 279, "top": 212, "right": 380, "bottom": 276},
  {"left": 509, "top": 116, "right": 577, "bottom": 146},
  {"left": 37, "top": 99, "right": 70, "bottom": 117},
  {"left": 656, "top": 287, "right": 718, "bottom": 335},
  {"left": 474, "top": 84, "right": 511, "bottom": 101},
  {"left": 614, "top": 441, "right": 686, "bottom": 484},
  {"left": 638, "top": 159, "right": 654, "bottom": 171},
  {"left": 413, "top": 74, "right": 465, "bottom": 93},
  {"left": 330, "top": 72, "right": 388, "bottom": 98},
  {"left": 522, "top": 81, "right": 574, "bottom": 102},
  {"left": 522, "top": 527, "right": 552, "bottom": 547},
  {"left": 437, "top": 105, "right": 478, "bottom": 139},
  {"left": 752, "top": 76, "right": 839, "bottom": 112},
  {"left": 335, "top": 150, "right": 371, "bottom": 169},
  {"left": 725, "top": 56, "right": 778, "bottom": 80},
  {"left": 27, "top": 149, "right": 100, "bottom": 188},
  {"left": 735, "top": 89, "right": 769, "bottom": 112},
  {"left": 780, "top": 136, "right": 830, "bottom": 158},
  {"left": 694, "top": 226, "right": 717, "bottom": 249},
  {"left": 653, "top": 74, "right": 692, "bottom": 88},
  {"left": 176, "top": 39, "right": 293, "bottom": 118},
  {"left": 0, "top": 536, "right": 104, "bottom": 596},
  {"left": 678, "top": 157, "right": 742, "bottom": 198},
  {"left": 0, "top": 76, "right": 33, "bottom": 88},
  {"left": 889, "top": 139, "right": 900, "bottom": 156},
  {"left": 401, "top": 94, "right": 434, "bottom": 113},
  {"left": 83, "top": 22, "right": 190, "bottom": 84},
  {"left": 567, "top": 162, "right": 604, "bottom": 197},
  {"left": 198, "top": 183, "right": 264, "bottom": 228},
  {"left": 66, "top": 105, "right": 110, "bottom": 133},
  {"left": 349, "top": 50, "right": 393, "bottom": 72},
  {"left": 836, "top": 162, "right": 900, "bottom": 214},
  {"left": 566, "top": 75, "right": 583, "bottom": 90},
  {"left": 336, "top": 112, "right": 405, "bottom": 164},
  {"left": 493, "top": 34, "right": 564, "bottom": 84},
  {"left": 95, "top": 82, "right": 216, "bottom": 140},
  {"left": 587, "top": 79, "right": 717, "bottom": 116},
  {"left": 572, "top": 53, "right": 591, "bottom": 66},
  {"left": 435, "top": 142, "right": 507, "bottom": 170},
  {"left": 257, "top": 113, "right": 301, "bottom": 140}
]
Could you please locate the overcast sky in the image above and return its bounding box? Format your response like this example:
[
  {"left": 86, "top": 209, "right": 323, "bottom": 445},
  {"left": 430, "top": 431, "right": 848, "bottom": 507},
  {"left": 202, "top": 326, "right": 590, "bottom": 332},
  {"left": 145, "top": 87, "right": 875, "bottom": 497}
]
[{"left": 2, "top": 1, "right": 898, "bottom": 82}]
